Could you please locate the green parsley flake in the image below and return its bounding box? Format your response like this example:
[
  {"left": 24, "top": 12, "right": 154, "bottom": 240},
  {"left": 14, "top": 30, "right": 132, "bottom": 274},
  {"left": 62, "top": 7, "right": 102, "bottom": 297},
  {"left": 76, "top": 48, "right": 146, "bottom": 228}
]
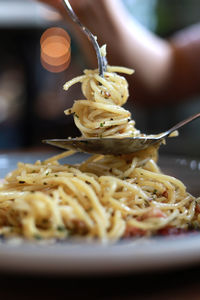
[
  {"left": 34, "top": 234, "right": 42, "bottom": 240},
  {"left": 57, "top": 226, "right": 66, "bottom": 232}
]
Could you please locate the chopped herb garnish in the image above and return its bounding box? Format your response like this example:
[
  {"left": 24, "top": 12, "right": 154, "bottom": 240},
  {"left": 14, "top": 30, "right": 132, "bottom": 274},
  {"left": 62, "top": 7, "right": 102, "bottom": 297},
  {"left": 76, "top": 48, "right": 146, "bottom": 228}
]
[
  {"left": 57, "top": 225, "right": 66, "bottom": 232},
  {"left": 100, "top": 122, "right": 105, "bottom": 127},
  {"left": 46, "top": 172, "right": 49, "bottom": 176},
  {"left": 34, "top": 234, "right": 42, "bottom": 240},
  {"left": 54, "top": 174, "right": 58, "bottom": 177},
  {"left": 75, "top": 114, "right": 79, "bottom": 118},
  {"left": 153, "top": 189, "right": 157, "bottom": 194}
]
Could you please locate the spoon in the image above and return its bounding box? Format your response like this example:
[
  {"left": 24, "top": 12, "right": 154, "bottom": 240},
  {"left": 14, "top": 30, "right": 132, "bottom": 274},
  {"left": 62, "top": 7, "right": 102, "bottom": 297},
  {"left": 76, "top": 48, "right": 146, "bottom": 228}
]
[
  {"left": 62, "top": 0, "right": 107, "bottom": 77},
  {"left": 43, "top": 112, "right": 200, "bottom": 155}
]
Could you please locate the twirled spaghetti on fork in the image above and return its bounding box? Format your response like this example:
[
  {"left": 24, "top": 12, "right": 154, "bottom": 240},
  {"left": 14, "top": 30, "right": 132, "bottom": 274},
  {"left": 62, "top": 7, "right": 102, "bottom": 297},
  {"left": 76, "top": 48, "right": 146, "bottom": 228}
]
[{"left": 64, "top": 66, "right": 140, "bottom": 138}]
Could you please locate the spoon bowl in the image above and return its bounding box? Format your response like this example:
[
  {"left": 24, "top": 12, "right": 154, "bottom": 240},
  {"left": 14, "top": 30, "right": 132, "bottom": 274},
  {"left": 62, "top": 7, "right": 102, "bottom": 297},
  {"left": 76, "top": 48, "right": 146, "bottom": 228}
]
[
  {"left": 43, "top": 136, "right": 161, "bottom": 155},
  {"left": 43, "top": 113, "right": 200, "bottom": 155}
]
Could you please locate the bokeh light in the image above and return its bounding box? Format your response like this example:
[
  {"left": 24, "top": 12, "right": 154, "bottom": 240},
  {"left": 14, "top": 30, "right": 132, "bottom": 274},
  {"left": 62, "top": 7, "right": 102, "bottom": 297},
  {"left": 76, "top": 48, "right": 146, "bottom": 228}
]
[{"left": 40, "top": 27, "right": 71, "bottom": 73}]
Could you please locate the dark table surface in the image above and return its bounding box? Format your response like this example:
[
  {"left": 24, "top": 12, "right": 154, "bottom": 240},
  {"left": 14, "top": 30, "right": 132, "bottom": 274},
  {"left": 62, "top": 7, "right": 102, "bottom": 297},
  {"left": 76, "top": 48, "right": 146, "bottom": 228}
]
[{"left": 1, "top": 264, "right": 200, "bottom": 300}]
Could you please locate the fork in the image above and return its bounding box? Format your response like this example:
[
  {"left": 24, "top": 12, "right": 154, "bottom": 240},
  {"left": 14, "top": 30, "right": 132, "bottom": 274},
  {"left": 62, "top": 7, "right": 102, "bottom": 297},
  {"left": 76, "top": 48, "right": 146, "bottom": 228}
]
[{"left": 62, "top": 0, "right": 107, "bottom": 77}]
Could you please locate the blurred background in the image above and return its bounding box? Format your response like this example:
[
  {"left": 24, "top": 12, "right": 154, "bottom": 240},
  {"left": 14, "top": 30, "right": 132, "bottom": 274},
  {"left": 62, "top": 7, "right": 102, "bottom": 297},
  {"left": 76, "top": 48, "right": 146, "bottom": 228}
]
[{"left": 0, "top": 0, "right": 199, "bottom": 156}]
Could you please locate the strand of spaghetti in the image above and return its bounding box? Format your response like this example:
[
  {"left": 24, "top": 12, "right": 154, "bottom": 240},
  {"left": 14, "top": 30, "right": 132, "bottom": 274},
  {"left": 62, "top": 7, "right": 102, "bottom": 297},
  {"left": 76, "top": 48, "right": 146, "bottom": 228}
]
[
  {"left": 94, "top": 74, "right": 125, "bottom": 101},
  {"left": 63, "top": 75, "right": 85, "bottom": 90},
  {"left": 107, "top": 66, "right": 134, "bottom": 74},
  {"left": 102, "top": 196, "right": 150, "bottom": 215},
  {"left": 107, "top": 211, "right": 126, "bottom": 240},
  {"left": 90, "top": 209, "right": 108, "bottom": 239},
  {"left": 68, "top": 177, "right": 108, "bottom": 227},
  {"left": 58, "top": 187, "right": 94, "bottom": 228},
  {"left": 127, "top": 210, "right": 179, "bottom": 231},
  {"left": 135, "top": 168, "right": 186, "bottom": 193},
  {"left": 44, "top": 150, "right": 76, "bottom": 164},
  {"left": 99, "top": 176, "right": 148, "bottom": 199},
  {"left": 151, "top": 195, "right": 194, "bottom": 209},
  {"left": 65, "top": 100, "right": 130, "bottom": 115},
  {"left": 79, "top": 154, "right": 104, "bottom": 171}
]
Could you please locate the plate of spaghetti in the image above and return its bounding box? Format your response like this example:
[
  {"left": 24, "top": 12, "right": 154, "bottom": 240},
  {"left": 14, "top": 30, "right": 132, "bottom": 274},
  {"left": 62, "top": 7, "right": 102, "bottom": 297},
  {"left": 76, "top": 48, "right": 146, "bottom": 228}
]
[{"left": 0, "top": 46, "right": 199, "bottom": 274}]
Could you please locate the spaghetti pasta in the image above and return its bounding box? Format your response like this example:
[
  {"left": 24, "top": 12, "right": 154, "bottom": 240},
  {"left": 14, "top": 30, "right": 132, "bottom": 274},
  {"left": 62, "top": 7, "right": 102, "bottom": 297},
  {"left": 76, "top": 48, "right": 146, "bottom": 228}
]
[
  {"left": 0, "top": 147, "right": 198, "bottom": 241},
  {"left": 64, "top": 66, "right": 140, "bottom": 138},
  {"left": 0, "top": 54, "right": 199, "bottom": 241}
]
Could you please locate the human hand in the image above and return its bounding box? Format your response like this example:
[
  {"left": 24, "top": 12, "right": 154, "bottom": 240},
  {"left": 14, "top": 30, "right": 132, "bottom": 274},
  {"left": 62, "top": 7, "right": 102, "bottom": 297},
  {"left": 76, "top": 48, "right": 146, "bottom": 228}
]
[
  {"left": 37, "top": 0, "right": 120, "bottom": 67},
  {"left": 37, "top": 0, "right": 90, "bottom": 14}
]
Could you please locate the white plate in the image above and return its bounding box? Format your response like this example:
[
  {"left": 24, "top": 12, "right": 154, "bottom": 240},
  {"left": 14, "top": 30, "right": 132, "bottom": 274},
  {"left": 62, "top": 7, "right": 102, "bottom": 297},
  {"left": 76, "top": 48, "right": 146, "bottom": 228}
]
[{"left": 0, "top": 152, "right": 199, "bottom": 275}]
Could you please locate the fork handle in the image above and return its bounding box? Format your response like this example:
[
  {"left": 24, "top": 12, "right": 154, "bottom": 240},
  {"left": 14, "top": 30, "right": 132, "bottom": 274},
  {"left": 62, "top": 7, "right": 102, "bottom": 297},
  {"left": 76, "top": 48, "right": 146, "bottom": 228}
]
[
  {"left": 62, "top": 0, "right": 105, "bottom": 77},
  {"left": 167, "top": 112, "right": 200, "bottom": 135}
]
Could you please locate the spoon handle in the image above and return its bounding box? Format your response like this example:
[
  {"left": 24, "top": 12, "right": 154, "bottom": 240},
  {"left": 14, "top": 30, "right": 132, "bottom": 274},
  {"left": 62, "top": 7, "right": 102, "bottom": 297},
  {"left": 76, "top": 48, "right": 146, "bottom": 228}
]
[
  {"left": 167, "top": 112, "right": 200, "bottom": 135},
  {"left": 62, "top": 0, "right": 106, "bottom": 77}
]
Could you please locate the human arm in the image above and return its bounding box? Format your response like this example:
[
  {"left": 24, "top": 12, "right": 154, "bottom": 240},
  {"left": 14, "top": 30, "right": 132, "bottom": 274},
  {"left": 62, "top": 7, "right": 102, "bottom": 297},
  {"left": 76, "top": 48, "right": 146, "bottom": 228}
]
[{"left": 38, "top": 0, "right": 200, "bottom": 105}]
